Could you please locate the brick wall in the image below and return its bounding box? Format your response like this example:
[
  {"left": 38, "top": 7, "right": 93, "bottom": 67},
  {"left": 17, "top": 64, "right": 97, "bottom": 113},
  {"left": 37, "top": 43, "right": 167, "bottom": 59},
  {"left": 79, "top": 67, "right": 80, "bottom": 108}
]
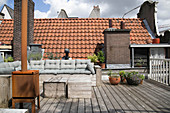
[
  {"left": 104, "top": 29, "right": 131, "bottom": 65},
  {"left": 13, "top": 0, "right": 34, "bottom": 61}
]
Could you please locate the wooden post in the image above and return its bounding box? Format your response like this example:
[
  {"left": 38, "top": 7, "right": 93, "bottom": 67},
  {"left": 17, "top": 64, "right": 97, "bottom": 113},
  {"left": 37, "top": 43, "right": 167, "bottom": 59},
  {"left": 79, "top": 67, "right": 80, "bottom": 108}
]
[
  {"left": 132, "top": 47, "right": 134, "bottom": 68},
  {"left": 21, "top": 0, "right": 28, "bottom": 71}
]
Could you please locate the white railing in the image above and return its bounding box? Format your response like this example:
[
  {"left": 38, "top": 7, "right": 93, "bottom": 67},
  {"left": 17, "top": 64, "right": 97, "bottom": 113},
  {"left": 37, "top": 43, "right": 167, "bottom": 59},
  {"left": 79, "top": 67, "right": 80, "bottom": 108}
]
[{"left": 150, "top": 58, "right": 170, "bottom": 85}]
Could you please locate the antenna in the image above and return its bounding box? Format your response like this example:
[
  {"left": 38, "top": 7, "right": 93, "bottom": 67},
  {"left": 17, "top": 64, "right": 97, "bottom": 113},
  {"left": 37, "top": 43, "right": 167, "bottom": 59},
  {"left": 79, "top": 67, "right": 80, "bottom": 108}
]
[{"left": 122, "top": 5, "right": 141, "bottom": 18}]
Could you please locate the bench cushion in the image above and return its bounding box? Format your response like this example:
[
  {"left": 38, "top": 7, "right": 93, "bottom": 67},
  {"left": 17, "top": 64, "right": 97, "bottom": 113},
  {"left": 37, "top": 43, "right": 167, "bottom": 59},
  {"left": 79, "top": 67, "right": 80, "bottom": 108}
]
[
  {"left": 57, "top": 69, "right": 75, "bottom": 74},
  {"left": 44, "top": 60, "right": 60, "bottom": 70},
  {"left": 74, "top": 69, "right": 91, "bottom": 74},
  {"left": 76, "top": 59, "right": 90, "bottom": 69},
  {"left": 0, "top": 67, "right": 15, "bottom": 74},
  {"left": 30, "top": 60, "right": 44, "bottom": 70},
  {"left": 0, "top": 63, "right": 9, "bottom": 68},
  {"left": 8, "top": 61, "right": 21, "bottom": 68},
  {"left": 61, "top": 60, "right": 75, "bottom": 69}
]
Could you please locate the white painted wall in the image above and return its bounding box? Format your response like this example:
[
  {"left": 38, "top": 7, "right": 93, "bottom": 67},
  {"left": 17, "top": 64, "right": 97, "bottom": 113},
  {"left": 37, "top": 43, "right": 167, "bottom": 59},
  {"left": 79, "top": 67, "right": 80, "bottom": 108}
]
[{"left": 1, "top": 6, "right": 12, "bottom": 19}]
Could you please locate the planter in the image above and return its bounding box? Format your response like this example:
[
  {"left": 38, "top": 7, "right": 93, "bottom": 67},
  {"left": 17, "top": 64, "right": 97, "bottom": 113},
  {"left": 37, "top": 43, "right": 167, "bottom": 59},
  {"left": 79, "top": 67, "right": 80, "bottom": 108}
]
[
  {"left": 126, "top": 78, "right": 141, "bottom": 85},
  {"left": 140, "top": 80, "right": 143, "bottom": 84},
  {"left": 99, "top": 63, "right": 105, "bottom": 69},
  {"left": 109, "top": 76, "right": 120, "bottom": 85},
  {"left": 152, "top": 38, "right": 160, "bottom": 44}
]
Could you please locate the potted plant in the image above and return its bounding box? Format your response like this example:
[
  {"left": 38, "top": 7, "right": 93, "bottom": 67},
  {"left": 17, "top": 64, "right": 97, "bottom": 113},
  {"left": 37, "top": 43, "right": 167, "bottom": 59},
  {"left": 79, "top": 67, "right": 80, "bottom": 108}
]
[
  {"left": 119, "top": 70, "right": 126, "bottom": 83},
  {"left": 139, "top": 74, "right": 145, "bottom": 84},
  {"left": 125, "top": 71, "right": 143, "bottom": 85},
  {"left": 108, "top": 70, "right": 120, "bottom": 85},
  {"left": 97, "top": 51, "right": 105, "bottom": 69},
  {"left": 87, "top": 54, "right": 98, "bottom": 65},
  {"left": 135, "top": 58, "right": 144, "bottom": 67}
]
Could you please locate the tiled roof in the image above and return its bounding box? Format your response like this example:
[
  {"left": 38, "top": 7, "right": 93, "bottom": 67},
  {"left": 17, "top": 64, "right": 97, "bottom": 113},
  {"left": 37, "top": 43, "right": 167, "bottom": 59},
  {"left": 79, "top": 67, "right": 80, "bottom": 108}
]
[{"left": 0, "top": 18, "right": 151, "bottom": 59}]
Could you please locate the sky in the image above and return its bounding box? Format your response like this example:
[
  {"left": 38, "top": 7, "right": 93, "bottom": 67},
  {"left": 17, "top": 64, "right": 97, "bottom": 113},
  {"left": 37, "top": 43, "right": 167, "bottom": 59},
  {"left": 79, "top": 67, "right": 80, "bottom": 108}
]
[{"left": 0, "top": 0, "right": 170, "bottom": 27}]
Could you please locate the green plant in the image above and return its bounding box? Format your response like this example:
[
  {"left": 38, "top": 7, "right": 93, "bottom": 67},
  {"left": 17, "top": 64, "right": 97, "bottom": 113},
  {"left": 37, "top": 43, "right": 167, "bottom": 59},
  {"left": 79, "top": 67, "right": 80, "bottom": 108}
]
[
  {"left": 97, "top": 51, "right": 105, "bottom": 63},
  {"left": 45, "top": 52, "right": 61, "bottom": 60},
  {"left": 136, "top": 58, "right": 144, "bottom": 66},
  {"left": 4, "top": 56, "right": 14, "bottom": 62},
  {"left": 28, "top": 53, "right": 42, "bottom": 60},
  {"left": 119, "top": 70, "right": 126, "bottom": 81},
  {"left": 119, "top": 70, "right": 125, "bottom": 76},
  {"left": 125, "top": 71, "right": 144, "bottom": 85},
  {"left": 87, "top": 54, "right": 98, "bottom": 63},
  {"left": 7, "top": 56, "right": 14, "bottom": 62},
  {"left": 108, "top": 70, "right": 120, "bottom": 78}
]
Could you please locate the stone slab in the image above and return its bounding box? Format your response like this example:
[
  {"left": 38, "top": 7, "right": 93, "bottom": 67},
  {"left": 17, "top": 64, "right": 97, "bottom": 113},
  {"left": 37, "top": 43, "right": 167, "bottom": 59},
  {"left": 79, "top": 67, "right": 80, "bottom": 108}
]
[{"left": 0, "top": 109, "right": 28, "bottom": 113}]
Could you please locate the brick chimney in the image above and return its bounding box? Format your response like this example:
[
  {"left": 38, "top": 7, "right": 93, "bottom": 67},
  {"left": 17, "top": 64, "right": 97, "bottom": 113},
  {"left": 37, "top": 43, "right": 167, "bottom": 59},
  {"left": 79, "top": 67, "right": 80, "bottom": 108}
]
[
  {"left": 13, "top": 0, "right": 34, "bottom": 61},
  {"left": 104, "top": 28, "right": 131, "bottom": 69}
]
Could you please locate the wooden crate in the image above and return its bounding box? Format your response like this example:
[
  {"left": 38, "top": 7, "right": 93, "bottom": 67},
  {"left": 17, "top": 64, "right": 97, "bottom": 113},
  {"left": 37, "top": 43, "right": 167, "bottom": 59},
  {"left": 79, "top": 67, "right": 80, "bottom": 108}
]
[
  {"left": 43, "top": 77, "right": 68, "bottom": 98},
  {"left": 68, "top": 76, "right": 92, "bottom": 98}
]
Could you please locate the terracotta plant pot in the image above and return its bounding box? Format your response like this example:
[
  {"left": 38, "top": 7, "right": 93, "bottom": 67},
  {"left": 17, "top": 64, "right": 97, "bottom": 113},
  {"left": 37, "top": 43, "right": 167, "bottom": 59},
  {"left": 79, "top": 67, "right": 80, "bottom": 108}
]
[
  {"left": 146, "top": 39, "right": 152, "bottom": 44},
  {"left": 140, "top": 80, "right": 143, "bottom": 84},
  {"left": 99, "top": 63, "right": 105, "bottom": 69},
  {"left": 152, "top": 38, "right": 160, "bottom": 44},
  {"left": 109, "top": 76, "right": 120, "bottom": 85}
]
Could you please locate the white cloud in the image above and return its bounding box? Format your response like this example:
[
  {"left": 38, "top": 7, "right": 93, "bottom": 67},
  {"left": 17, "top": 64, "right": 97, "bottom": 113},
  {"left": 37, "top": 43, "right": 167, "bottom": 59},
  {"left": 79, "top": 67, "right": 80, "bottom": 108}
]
[
  {"left": 34, "top": 0, "right": 170, "bottom": 26},
  {"left": 0, "top": 0, "right": 7, "bottom": 8}
]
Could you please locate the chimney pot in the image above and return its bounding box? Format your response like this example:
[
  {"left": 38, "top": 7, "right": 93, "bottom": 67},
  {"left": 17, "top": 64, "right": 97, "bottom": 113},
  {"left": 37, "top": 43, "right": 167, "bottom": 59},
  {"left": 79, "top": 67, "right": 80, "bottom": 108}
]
[
  {"left": 109, "top": 19, "right": 112, "bottom": 28},
  {"left": 120, "top": 21, "right": 125, "bottom": 29}
]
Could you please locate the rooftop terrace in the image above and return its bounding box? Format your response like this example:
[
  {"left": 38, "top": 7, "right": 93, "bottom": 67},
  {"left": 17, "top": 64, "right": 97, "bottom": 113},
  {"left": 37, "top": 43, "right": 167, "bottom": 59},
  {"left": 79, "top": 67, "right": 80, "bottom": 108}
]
[{"left": 11, "top": 80, "right": 170, "bottom": 113}]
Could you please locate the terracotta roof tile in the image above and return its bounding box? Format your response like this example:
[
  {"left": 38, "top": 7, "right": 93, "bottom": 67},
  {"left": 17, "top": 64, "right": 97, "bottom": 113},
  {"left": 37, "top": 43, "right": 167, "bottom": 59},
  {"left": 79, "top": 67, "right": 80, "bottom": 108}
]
[{"left": 0, "top": 18, "right": 152, "bottom": 59}]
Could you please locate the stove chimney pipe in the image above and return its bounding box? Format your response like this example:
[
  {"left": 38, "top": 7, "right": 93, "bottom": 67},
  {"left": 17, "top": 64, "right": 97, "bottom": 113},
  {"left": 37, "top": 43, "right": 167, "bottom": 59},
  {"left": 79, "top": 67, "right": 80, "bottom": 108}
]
[{"left": 21, "top": 0, "right": 28, "bottom": 71}]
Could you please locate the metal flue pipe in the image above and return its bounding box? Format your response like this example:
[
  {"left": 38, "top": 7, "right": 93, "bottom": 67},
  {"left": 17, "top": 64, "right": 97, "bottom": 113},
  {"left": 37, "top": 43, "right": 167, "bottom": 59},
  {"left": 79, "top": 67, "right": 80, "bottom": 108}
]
[{"left": 21, "top": 0, "right": 28, "bottom": 71}]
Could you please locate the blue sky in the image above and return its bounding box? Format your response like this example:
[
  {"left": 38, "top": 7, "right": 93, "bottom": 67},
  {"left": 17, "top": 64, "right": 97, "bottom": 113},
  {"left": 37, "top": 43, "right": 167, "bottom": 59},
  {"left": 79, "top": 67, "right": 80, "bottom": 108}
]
[
  {"left": 0, "top": 0, "right": 50, "bottom": 12},
  {"left": 0, "top": 0, "right": 170, "bottom": 27}
]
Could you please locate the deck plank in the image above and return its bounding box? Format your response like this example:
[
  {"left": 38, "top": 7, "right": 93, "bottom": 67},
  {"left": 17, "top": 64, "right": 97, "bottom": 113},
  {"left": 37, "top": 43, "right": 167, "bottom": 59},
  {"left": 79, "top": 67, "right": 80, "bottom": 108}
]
[
  {"left": 114, "top": 85, "right": 140, "bottom": 113},
  {"left": 132, "top": 83, "right": 170, "bottom": 113},
  {"left": 62, "top": 99, "right": 72, "bottom": 113},
  {"left": 54, "top": 99, "right": 66, "bottom": 113},
  {"left": 38, "top": 98, "right": 54, "bottom": 113},
  {"left": 70, "top": 98, "right": 78, "bottom": 113},
  {"left": 47, "top": 99, "right": 60, "bottom": 113},
  {"left": 102, "top": 82, "right": 123, "bottom": 113},
  {"left": 124, "top": 85, "right": 162, "bottom": 113},
  {"left": 118, "top": 84, "right": 149, "bottom": 113},
  {"left": 78, "top": 99, "right": 85, "bottom": 113},
  {"left": 98, "top": 86, "right": 116, "bottom": 113},
  {"left": 85, "top": 98, "right": 92, "bottom": 113},
  {"left": 91, "top": 87, "right": 100, "bottom": 113},
  {"left": 94, "top": 87, "right": 108, "bottom": 113},
  {"left": 106, "top": 83, "right": 131, "bottom": 113}
]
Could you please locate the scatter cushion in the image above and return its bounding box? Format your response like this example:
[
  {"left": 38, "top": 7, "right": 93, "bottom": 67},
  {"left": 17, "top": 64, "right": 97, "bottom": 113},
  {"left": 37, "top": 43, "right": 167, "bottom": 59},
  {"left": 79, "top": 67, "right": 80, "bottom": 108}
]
[
  {"left": 75, "top": 59, "right": 90, "bottom": 69},
  {"left": 30, "top": 60, "right": 44, "bottom": 70},
  {"left": 61, "top": 60, "right": 75, "bottom": 69},
  {"left": 87, "top": 63, "right": 95, "bottom": 74},
  {"left": 44, "top": 60, "right": 60, "bottom": 70}
]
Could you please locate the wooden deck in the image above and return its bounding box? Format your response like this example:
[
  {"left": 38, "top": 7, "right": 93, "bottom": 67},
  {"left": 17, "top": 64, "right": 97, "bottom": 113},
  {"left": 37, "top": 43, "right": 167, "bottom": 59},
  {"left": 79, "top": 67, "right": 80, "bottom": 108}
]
[{"left": 14, "top": 80, "right": 170, "bottom": 113}]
